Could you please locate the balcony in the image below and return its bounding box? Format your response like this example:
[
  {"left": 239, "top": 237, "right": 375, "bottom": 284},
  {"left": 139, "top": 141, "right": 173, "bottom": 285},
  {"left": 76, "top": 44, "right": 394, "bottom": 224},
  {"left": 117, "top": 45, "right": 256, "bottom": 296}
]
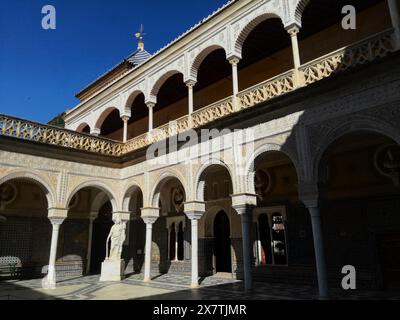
[{"left": 0, "top": 28, "right": 396, "bottom": 158}]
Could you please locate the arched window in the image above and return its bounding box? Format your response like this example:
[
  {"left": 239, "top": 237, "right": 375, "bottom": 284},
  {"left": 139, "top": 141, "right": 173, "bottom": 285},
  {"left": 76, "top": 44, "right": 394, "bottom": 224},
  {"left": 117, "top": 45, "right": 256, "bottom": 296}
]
[{"left": 168, "top": 219, "right": 185, "bottom": 262}]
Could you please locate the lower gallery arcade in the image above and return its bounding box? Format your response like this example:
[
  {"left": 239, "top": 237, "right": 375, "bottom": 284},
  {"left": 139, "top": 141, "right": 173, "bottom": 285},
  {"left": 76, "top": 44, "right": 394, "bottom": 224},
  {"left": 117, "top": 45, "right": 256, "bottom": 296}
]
[{"left": 0, "top": 130, "right": 399, "bottom": 294}]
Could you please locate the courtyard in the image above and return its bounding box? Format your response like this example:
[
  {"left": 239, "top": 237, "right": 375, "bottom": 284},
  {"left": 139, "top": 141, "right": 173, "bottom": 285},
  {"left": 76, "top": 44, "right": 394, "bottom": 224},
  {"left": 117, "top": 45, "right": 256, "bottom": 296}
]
[{"left": 0, "top": 274, "right": 399, "bottom": 300}]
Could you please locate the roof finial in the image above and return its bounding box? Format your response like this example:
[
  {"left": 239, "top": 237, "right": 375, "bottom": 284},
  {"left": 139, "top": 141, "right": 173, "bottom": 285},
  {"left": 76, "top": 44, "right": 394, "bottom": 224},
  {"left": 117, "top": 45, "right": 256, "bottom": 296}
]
[{"left": 135, "top": 24, "right": 146, "bottom": 51}]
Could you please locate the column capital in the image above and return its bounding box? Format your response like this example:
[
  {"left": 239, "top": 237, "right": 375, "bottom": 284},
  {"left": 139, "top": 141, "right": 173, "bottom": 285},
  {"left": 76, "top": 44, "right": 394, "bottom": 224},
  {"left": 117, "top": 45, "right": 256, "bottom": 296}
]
[
  {"left": 228, "top": 56, "right": 241, "bottom": 66},
  {"left": 141, "top": 207, "right": 159, "bottom": 217},
  {"left": 184, "top": 201, "right": 205, "bottom": 218},
  {"left": 121, "top": 115, "right": 130, "bottom": 122},
  {"left": 48, "top": 208, "right": 68, "bottom": 219},
  {"left": 185, "top": 79, "right": 197, "bottom": 88},
  {"left": 113, "top": 211, "right": 131, "bottom": 222},
  {"left": 48, "top": 216, "right": 66, "bottom": 226},
  {"left": 231, "top": 193, "right": 257, "bottom": 213},
  {"left": 146, "top": 102, "right": 155, "bottom": 109},
  {"left": 302, "top": 196, "right": 319, "bottom": 209},
  {"left": 90, "top": 128, "right": 101, "bottom": 136},
  {"left": 285, "top": 23, "right": 301, "bottom": 36},
  {"left": 142, "top": 216, "right": 158, "bottom": 225}
]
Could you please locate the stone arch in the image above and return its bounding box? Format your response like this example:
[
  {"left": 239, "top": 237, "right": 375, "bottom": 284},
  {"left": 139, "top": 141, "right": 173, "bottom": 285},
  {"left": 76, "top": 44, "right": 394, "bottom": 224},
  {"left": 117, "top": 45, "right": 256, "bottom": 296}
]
[
  {"left": 124, "top": 90, "right": 146, "bottom": 111},
  {"left": 76, "top": 122, "right": 91, "bottom": 134},
  {"left": 94, "top": 107, "right": 120, "bottom": 130},
  {"left": 0, "top": 171, "right": 56, "bottom": 210},
  {"left": 149, "top": 70, "right": 184, "bottom": 98},
  {"left": 194, "top": 158, "right": 235, "bottom": 202},
  {"left": 311, "top": 117, "right": 400, "bottom": 183},
  {"left": 293, "top": 0, "right": 311, "bottom": 26},
  {"left": 121, "top": 181, "right": 144, "bottom": 212},
  {"left": 189, "top": 45, "right": 226, "bottom": 81},
  {"left": 65, "top": 180, "right": 118, "bottom": 213},
  {"left": 244, "top": 143, "right": 301, "bottom": 194},
  {"left": 234, "top": 13, "right": 282, "bottom": 57},
  {"left": 202, "top": 205, "right": 234, "bottom": 238},
  {"left": 149, "top": 170, "right": 188, "bottom": 209}
]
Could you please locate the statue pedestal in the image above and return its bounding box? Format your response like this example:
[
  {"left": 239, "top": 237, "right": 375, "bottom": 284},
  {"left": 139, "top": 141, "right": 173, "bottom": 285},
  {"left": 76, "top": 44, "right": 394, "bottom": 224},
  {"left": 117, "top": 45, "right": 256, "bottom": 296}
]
[{"left": 100, "top": 259, "right": 125, "bottom": 282}]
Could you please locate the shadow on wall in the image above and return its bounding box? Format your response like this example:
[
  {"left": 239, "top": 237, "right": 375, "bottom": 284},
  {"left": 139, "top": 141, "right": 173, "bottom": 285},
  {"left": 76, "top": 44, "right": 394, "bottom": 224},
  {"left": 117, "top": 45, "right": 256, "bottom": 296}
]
[{"left": 234, "top": 39, "right": 400, "bottom": 290}]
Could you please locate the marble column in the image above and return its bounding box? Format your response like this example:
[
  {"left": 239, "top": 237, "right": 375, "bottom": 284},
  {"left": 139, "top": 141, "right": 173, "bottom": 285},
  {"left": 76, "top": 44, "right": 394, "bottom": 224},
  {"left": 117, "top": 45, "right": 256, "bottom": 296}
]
[
  {"left": 42, "top": 216, "right": 65, "bottom": 289},
  {"left": 388, "top": 0, "right": 400, "bottom": 49},
  {"left": 232, "top": 194, "right": 257, "bottom": 292},
  {"left": 287, "top": 25, "right": 304, "bottom": 87},
  {"left": 90, "top": 128, "right": 101, "bottom": 137},
  {"left": 122, "top": 116, "right": 130, "bottom": 143},
  {"left": 85, "top": 215, "right": 96, "bottom": 275},
  {"left": 229, "top": 57, "right": 240, "bottom": 111},
  {"left": 184, "top": 201, "right": 205, "bottom": 288},
  {"left": 147, "top": 103, "right": 155, "bottom": 133},
  {"left": 142, "top": 214, "right": 158, "bottom": 282},
  {"left": 174, "top": 223, "right": 179, "bottom": 261},
  {"left": 186, "top": 80, "right": 196, "bottom": 127},
  {"left": 305, "top": 200, "right": 329, "bottom": 299}
]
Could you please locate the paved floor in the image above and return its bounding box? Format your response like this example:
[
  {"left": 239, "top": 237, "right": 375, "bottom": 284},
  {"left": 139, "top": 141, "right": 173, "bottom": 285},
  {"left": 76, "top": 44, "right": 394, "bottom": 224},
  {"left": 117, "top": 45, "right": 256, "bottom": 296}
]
[{"left": 0, "top": 273, "right": 399, "bottom": 300}]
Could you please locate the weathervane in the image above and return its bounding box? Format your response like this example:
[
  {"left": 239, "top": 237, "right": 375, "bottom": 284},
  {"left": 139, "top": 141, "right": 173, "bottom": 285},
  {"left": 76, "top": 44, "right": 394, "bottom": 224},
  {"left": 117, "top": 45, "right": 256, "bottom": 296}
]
[{"left": 135, "top": 24, "right": 146, "bottom": 51}]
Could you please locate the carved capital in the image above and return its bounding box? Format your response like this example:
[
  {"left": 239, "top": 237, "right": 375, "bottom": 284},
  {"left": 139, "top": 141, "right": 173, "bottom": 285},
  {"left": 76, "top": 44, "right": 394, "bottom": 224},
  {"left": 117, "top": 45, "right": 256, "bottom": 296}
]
[
  {"left": 185, "top": 80, "right": 197, "bottom": 89},
  {"left": 228, "top": 57, "right": 240, "bottom": 66},
  {"left": 142, "top": 216, "right": 158, "bottom": 225},
  {"left": 146, "top": 102, "right": 155, "bottom": 109},
  {"left": 286, "top": 24, "right": 300, "bottom": 37},
  {"left": 121, "top": 115, "right": 130, "bottom": 123},
  {"left": 113, "top": 211, "right": 131, "bottom": 222},
  {"left": 231, "top": 193, "right": 257, "bottom": 216},
  {"left": 141, "top": 207, "right": 159, "bottom": 219}
]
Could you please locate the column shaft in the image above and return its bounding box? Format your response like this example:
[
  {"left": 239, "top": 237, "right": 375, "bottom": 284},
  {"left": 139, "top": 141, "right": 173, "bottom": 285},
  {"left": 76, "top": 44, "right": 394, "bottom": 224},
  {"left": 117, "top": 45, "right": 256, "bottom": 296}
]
[
  {"left": 388, "top": 0, "right": 400, "bottom": 49},
  {"left": 122, "top": 117, "right": 129, "bottom": 143},
  {"left": 308, "top": 206, "right": 329, "bottom": 299},
  {"left": 147, "top": 104, "right": 154, "bottom": 132},
  {"left": 86, "top": 218, "right": 95, "bottom": 275},
  {"left": 175, "top": 225, "right": 179, "bottom": 261},
  {"left": 191, "top": 219, "right": 199, "bottom": 287},
  {"left": 144, "top": 223, "right": 153, "bottom": 282},
  {"left": 241, "top": 211, "right": 253, "bottom": 291},
  {"left": 290, "top": 30, "right": 301, "bottom": 69},
  {"left": 45, "top": 221, "right": 62, "bottom": 289}
]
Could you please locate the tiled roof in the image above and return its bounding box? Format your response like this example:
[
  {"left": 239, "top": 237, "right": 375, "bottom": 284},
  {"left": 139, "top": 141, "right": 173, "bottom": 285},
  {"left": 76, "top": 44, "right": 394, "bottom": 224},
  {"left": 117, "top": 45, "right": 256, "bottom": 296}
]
[{"left": 127, "top": 48, "right": 152, "bottom": 66}]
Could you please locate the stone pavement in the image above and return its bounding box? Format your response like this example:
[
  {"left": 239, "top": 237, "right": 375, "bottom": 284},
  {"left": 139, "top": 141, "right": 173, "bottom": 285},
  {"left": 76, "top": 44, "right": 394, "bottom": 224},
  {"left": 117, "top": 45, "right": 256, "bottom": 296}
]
[{"left": 0, "top": 273, "right": 399, "bottom": 300}]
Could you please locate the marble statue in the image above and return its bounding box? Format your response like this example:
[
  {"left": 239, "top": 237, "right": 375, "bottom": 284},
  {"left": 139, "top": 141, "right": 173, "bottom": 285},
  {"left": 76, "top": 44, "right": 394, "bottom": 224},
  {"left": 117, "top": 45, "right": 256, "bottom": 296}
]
[{"left": 106, "top": 216, "right": 126, "bottom": 261}]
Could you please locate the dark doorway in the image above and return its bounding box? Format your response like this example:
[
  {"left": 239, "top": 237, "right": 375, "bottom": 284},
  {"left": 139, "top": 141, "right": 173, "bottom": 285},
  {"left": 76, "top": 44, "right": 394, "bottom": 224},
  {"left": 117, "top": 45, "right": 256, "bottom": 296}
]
[
  {"left": 177, "top": 222, "right": 184, "bottom": 261},
  {"left": 377, "top": 233, "right": 400, "bottom": 290},
  {"left": 89, "top": 202, "right": 113, "bottom": 274},
  {"left": 213, "top": 211, "right": 232, "bottom": 273}
]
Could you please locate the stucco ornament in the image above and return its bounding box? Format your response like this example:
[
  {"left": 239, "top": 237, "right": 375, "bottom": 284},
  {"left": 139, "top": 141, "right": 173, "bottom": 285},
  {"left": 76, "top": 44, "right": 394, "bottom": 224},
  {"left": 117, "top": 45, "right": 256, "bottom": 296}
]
[{"left": 106, "top": 216, "right": 126, "bottom": 261}]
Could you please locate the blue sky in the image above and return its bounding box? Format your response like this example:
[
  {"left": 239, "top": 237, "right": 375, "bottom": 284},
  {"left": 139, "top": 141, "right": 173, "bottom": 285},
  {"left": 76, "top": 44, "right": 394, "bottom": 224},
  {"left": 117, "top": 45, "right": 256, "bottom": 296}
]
[{"left": 0, "top": 0, "right": 228, "bottom": 123}]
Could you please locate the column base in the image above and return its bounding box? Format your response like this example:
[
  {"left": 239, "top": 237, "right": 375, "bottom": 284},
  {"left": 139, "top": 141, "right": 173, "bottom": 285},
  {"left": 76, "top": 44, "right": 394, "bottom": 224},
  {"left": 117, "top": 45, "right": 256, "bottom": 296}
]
[
  {"left": 190, "top": 283, "right": 200, "bottom": 289},
  {"left": 143, "top": 277, "right": 151, "bottom": 283},
  {"left": 41, "top": 276, "right": 56, "bottom": 290},
  {"left": 100, "top": 259, "right": 125, "bottom": 282},
  {"left": 42, "top": 266, "right": 56, "bottom": 290}
]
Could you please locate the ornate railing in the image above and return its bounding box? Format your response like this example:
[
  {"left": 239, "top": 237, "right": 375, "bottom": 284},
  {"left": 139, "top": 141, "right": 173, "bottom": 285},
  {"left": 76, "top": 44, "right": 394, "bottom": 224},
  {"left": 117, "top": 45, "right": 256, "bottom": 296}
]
[
  {"left": 0, "top": 30, "right": 396, "bottom": 157},
  {"left": 300, "top": 29, "right": 395, "bottom": 85},
  {"left": 0, "top": 115, "right": 124, "bottom": 156},
  {"left": 238, "top": 70, "right": 295, "bottom": 110}
]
